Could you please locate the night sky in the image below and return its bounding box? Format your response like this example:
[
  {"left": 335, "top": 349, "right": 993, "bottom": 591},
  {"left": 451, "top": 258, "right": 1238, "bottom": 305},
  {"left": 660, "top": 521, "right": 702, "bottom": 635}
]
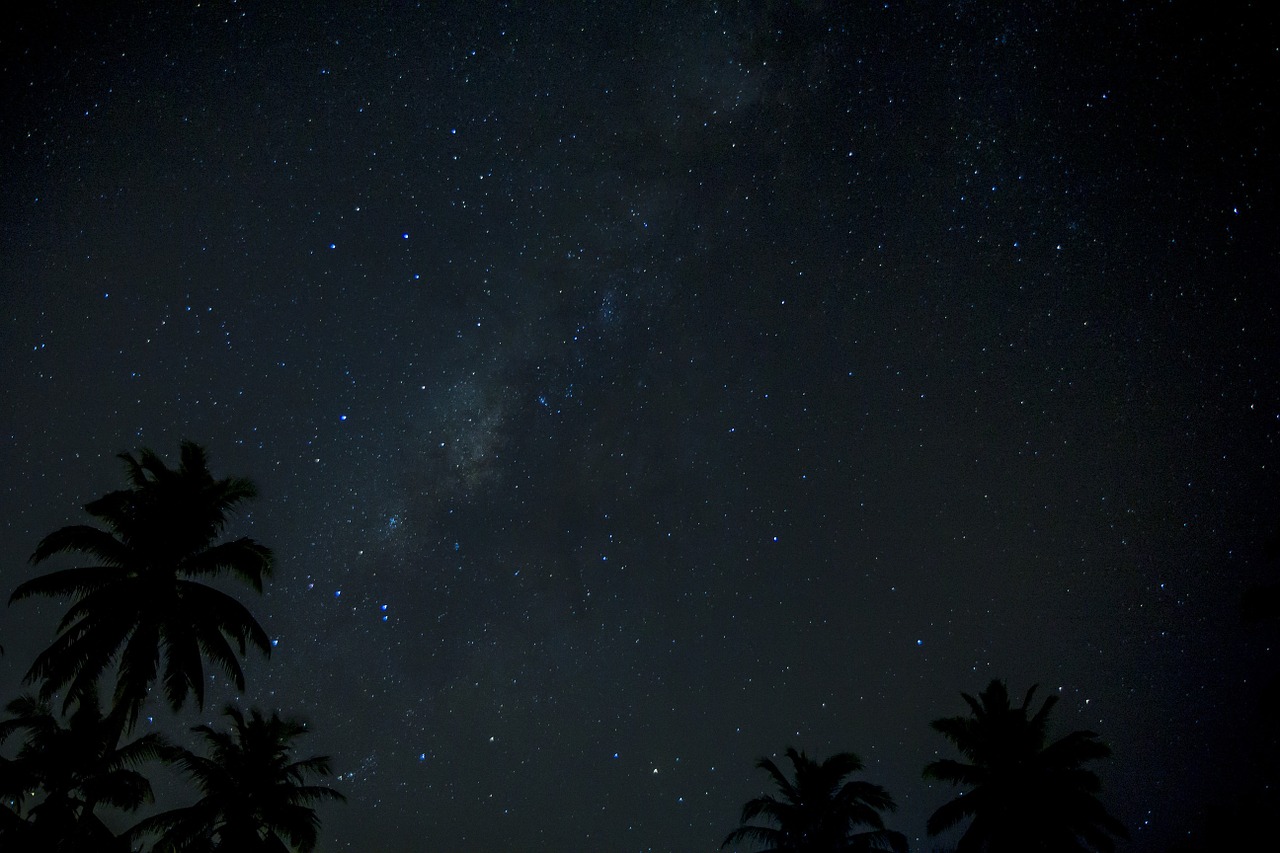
[{"left": 2, "top": 2, "right": 1277, "bottom": 851}]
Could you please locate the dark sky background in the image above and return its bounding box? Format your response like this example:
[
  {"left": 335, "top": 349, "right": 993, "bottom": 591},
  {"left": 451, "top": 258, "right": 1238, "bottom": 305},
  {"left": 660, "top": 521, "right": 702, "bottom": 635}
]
[{"left": 2, "top": 1, "right": 1277, "bottom": 851}]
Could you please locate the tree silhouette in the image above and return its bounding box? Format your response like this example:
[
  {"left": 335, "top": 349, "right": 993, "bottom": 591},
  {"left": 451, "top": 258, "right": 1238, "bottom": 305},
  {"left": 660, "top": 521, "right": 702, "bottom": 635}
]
[
  {"left": 723, "top": 746, "right": 908, "bottom": 853},
  {"left": 0, "top": 750, "right": 34, "bottom": 848},
  {"left": 0, "top": 693, "right": 164, "bottom": 852},
  {"left": 924, "top": 679, "right": 1127, "bottom": 853},
  {"left": 10, "top": 440, "right": 273, "bottom": 730},
  {"left": 130, "top": 705, "right": 344, "bottom": 853}
]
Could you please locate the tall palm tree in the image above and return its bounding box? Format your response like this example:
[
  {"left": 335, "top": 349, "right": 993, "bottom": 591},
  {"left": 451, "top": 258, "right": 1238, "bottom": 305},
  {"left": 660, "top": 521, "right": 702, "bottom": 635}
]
[
  {"left": 723, "top": 747, "right": 908, "bottom": 853},
  {"left": 0, "top": 693, "right": 165, "bottom": 852},
  {"left": 131, "top": 705, "right": 344, "bottom": 853},
  {"left": 10, "top": 441, "right": 273, "bottom": 730},
  {"left": 924, "top": 679, "right": 1127, "bottom": 853}
]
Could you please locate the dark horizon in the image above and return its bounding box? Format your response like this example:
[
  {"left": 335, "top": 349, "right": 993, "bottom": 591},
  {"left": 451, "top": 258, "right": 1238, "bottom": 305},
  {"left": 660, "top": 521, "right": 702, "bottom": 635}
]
[{"left": 3, "top": 2, "right": 1276, "bottom": 850}]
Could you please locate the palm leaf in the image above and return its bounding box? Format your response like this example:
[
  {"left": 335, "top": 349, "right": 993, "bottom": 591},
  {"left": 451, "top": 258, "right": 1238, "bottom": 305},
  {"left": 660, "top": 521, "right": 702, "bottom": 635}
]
[
  {"left": 29, "top": 525, "right": 129, "bottom": 567},
  {"left": 851, "top": 827, "right": 910, "bottom": 853},
  {"left": 10, "top": 563, "right": 127, "bottom": 603},
  {"left": 180, "top": 538, "right": 273, "bottom": 589},
  {"left": 722, "top": 823, "right": 785, "bottom": 850}
]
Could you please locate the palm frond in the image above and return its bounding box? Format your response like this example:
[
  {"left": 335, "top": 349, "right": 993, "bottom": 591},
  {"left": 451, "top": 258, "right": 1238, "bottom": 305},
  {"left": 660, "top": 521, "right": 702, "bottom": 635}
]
[
  {"left": 10, "top": 564, "right": 126, "bottom": 604},
  {"left": 739, "top": 794, "right": 789, "bottom": 825},
  {"left": 190, "top": 628, "right": 246, "bottom": 697},
  {"left": 112, "top": 620, "right": 162, "bottom": 726},
  {"left": 293, "top": 782, "right": 347, "bottom": 805},
  {"left": 851, "top": 827, "right": 910, "bottom": 853},
  {"left": 28, "top": 525, "right": 129, "bottom": 567},
  {"left": 837, "top": 779, "right": 897, "bottom": 812},
  {"left": 285, "top": 754, "right": 335, "bottom": 781},
  {"left": 923, "top": 757, "right": 982, "bottom": 786},
  {"left": 26, "top": 609, "right": 132, "bottom": 713},
  {"left": 757, "top": 755, "right": 798, "bottom": 804},
  {"left": 179, "top": 538, "right": 273, "bottom": 589},
  {"left": 1028, "top": 691, "right": 1059, "bottom": 731},
  {"left": 177, "top": 441, "right": 210, "bottom": 479},
  {"left": 126, "top": 802, "right": 217, "bottom": 848},
  {"left": 53, "top": 582, "right": 135, "bottom": 633},
  {"left": 1039, "top": 729, "right": 1111, "bottom": 768},
  {"left": 113, "top": 732, "right": 170, "bottom": 767},
  {"left": 178, "top": 582, "right": 272, "bottom": 655},
  {"left": 722, "top": 823, "right": 784, "bottom": 850},
  {"left": 926, "top": 791, "right": 979, "bottom": 836},
  {"left": 82, "top": 767, "right": 154, "bottom": 811},
  {"left": 929, "top": 715, "right": 974, "bottom": 750},
  {"left": 157, "top": 621, "right": 207, "bottom": 711},
  {"left": 960, "top": 689, "right": 986, "bottom": 719},
  {"left": 819, "top": 749, "right": 865, "bottom": 779}
]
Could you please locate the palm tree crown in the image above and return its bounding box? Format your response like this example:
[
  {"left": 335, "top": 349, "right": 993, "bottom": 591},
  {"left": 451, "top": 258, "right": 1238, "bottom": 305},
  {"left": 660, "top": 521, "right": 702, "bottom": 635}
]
[
  {"left": 723, "top": 746, "right": 908, "bottom": 853},
  {"left": 132, "top": 705, "right": 345, "bottom": 853},
  {"left": 10, "top": 440, "right": 273, "bottom": 730},
  {"left": 924, "top": 679, "right": 1127, "bottom": 853},
  {"left": 0, "top": 693, "right": 165, "bottom": 851}
]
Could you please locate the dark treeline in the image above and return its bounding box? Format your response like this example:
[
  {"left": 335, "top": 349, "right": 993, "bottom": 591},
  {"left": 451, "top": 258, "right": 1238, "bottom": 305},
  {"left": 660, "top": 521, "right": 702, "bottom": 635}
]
[
  {"left": 721, "top": 680, "right": 1126, "bottom": 853},
  {"left": 2, "top": 442, "right": 1131, "bottom": 852}
]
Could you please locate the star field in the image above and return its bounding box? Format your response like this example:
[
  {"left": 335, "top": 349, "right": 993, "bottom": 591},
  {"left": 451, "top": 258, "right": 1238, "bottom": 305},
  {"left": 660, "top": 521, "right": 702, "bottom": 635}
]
[{"left": 2, "top": 2, "right": 1277, "bottom": 851}]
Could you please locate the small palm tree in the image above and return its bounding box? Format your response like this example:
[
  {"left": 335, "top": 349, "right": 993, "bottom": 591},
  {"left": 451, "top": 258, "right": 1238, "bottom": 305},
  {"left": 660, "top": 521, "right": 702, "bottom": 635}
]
[
  {"left": 924, "top": 679, "right": 1127, "bottom": 853},
  {"left": 723, "top": 746, "right": 908, "bottom": 852},
  {"left": 10, "top": 441, "right": 273, "bottom": 730},
  {"left": 0, "top": 694, "right": 165, "bottom": 851},
  {"left": 132, "top": 705, "right": 344, "bottom": 853}
]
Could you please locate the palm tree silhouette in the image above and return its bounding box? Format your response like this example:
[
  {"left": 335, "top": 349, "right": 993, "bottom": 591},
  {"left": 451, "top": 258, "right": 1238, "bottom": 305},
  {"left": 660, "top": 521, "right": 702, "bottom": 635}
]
[
  {"left": 923, "top": 679, "right": 1127, "bottom": 853},
  {"left": 0, "top": 693, "right": 165, "bottom": 851},
  {"left": 131, "top": 705, "right": 344, "bottom": 853},
  {"left": 723, "top": 746, "right": 908, "bottom": 852},
  {"left": 10, "top": 441, "right": 273, "bottom": 730}
]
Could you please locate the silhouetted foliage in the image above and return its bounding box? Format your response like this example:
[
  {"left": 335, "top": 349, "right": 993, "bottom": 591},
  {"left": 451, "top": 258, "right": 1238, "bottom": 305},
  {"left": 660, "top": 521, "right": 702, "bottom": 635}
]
[
  {"left": 924, "top": 680, "right": 1126, "bottom": 853},
  {"left": 0, "top": 693, "right": 164, "bottom": 852},
  {"left": 130, "top": 705, "right": 344, "bottom": 853},
  {"left": 723, "top": 746, "right": 908, "bottom": 853},
  {"left": 10, "top": 440, "right": 273, "bottom": 730}
]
